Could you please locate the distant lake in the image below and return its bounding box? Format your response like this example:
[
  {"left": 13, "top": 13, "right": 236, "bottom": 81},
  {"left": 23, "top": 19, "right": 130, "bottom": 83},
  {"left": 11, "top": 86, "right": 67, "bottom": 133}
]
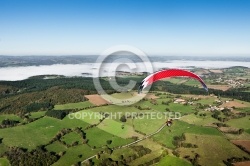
[{"left": 0, "top": 60, "right": 250, "bottom": 81}]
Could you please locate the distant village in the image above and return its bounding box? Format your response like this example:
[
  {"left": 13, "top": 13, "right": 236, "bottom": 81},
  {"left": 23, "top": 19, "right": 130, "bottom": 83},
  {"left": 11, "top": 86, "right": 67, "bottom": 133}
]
[
  {"left": 115, "top": 71, "right": 148, "bottom": 76},
  {"left": 173, "top": 95, "right": 234, "bottom": 112}
]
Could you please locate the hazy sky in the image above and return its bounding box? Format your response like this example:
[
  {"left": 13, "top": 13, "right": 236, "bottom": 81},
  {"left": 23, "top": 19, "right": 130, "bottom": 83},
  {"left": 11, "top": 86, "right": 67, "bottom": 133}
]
[{"left": 0, "top": 0, "right": 250, "bottom": 56}]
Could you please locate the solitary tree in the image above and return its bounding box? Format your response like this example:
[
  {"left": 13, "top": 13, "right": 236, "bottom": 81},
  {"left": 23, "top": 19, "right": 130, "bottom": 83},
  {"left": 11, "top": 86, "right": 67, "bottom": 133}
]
[{"left": 106, "top": 140, "right": 112, "bottom": 145}]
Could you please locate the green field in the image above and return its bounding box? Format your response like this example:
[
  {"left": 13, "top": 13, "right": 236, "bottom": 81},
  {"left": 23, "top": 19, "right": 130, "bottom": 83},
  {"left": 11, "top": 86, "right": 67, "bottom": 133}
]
[
  {"left": 178, "top": 134, "right": 250, "bottom": 166},
  {"left": 164, "top": 78, "right": 204, "bottom": 86},
  {"left": 69, "top": 108, "right": 141, "bottom": 138},
  {"left": 52, "top": 144, "right": 97, "bottom": 166},
  {"left": 0, "top": 114, "right": 22, "bottom": 123},
  {"left": 130, "top": 150, "right": 163, "bottom": 165},
  {"left": 61, "top": 132, "right": 83, "bottom": 145},
  {"left": 94, "top": 147, "right": 136, "bottom": 165},
  {"left": 224, "top": 132, "right": 250, "bottom": 140},
  {"left": 0, "top": 144, "right": 8, "bottom": 156},
  {"left": 110, "top": 92, "right": 135, "bottom": 99},
  {"left": 183, "top": 79, "right": 200, "bottom": 86},
  {"left": 97, "top": 118, "right": 140, "bottom": 138},
  {"left": 157, "top": 155, "right": 192, "bottom": 166},
  {"left": 0, "top": 158, "right": 10, "bottom": 166},
  {"left": 54, "top": 101, "right": 93, "bottom": 110},
  {"left": 133, "top": 116, "right": 167, "bottom": 134},
  {"left": 101, "top": 91, "right": 144, "bottom": 105},
  {"left": 195, "top": 97, "right": 216, "bottom": 105},
  {"left": 86, "top": 127, "right": 134, "bottom": 148},
  {"left": 46, "top": 141, "right": 67, "bottom": 153},
  {"left": 180, "top": 113, "right": 219, "bottom": 126},
  {"left": 0, "top": 116, "right": 89, "bottom": 150},
  {"left": 246, "top": 128, "right": 250, "bottom": 134},
  {"left": 29, "top": 111, "right": 46, "bottom": 118},
  {"left": 167, "top": 103, "right": 195, "bottom": 114},
  {"left": 236, "top": 107, "right": 250, "bottom": 113},
  {"left": 134, "top": 99, "right": 195, "bottom": 114},
  {"left": 153, "top": 120, "right": 222, "bottom": 148},
  {"left": 164, "top": 78, "right": 185, "bottom": 84},
  {"left": 226, "top": 116, "right": 250, "bottom": 129}
]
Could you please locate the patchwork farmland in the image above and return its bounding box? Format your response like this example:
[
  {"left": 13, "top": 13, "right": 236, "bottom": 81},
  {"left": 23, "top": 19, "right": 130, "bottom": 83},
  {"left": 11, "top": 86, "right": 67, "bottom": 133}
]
[{"left": 0, "top": 67, "right": 250, "bottom": 165}]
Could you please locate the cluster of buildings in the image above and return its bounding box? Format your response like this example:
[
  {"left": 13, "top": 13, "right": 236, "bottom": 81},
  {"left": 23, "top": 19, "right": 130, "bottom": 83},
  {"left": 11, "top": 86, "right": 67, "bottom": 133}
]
[
  {"left": 214, "top": 78, "right": 245, "bottom": 88},
  {"left": 173, "top": 97, "right": 233, "bottom": 112},
  {"left": 115, "top": 71, "right": 148, "bottom": 76},
  {"left": 173, "top": 98, "right": 194, "bottom": 105},
  {"left": 204, "top": 105, "right": 225, "bottom": 111},
  {"left": 224, "top": 79, "right": 245, "bottom": 87}
]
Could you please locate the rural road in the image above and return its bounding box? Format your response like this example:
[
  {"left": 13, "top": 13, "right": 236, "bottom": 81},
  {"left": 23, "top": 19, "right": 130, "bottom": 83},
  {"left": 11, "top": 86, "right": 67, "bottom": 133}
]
[
  {"left": 81, "top": 123, "right": 167, "bottom": 164},
  {"left": 118, "top": 123, "right": 167, "bottom": 148}
]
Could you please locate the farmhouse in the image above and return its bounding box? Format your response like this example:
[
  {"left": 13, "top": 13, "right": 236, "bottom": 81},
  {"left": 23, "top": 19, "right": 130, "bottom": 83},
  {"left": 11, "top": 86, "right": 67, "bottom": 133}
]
[
  {"left": 174, "top": 98, "right": 186, "bottom": 104},
  {"left": 205, "top": 106, "right": 224, "bottom": 111}
]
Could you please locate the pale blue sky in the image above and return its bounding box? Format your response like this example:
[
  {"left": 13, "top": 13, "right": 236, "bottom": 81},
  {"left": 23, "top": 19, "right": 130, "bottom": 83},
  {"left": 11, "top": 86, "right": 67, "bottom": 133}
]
[{"left": 0, "top": 0, "right": 250, "bottom": 56}]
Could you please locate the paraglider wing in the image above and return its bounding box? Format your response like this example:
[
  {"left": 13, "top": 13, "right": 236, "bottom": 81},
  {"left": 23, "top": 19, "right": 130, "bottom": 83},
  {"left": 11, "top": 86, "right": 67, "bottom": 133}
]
[{"left": 138, "top": 69, "right": 208, "bottom": 93}]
